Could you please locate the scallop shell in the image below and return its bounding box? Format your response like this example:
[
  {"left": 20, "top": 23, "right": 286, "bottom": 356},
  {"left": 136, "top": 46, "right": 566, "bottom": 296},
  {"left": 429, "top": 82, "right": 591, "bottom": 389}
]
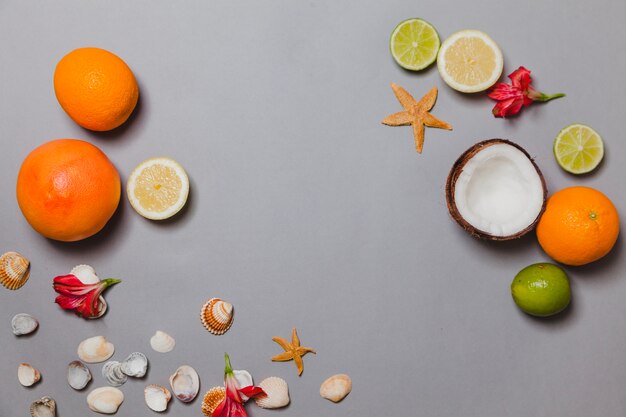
[
  {"left": 30, "top": 396, "right": 56, "bottom": 417},
  {"left": 87, "top": 387, "right": 124, "bottom": 414},
  {"left": 201, "top": 386, "right": 226, "bottom": 417},
  {"left": 102, "top": 361, "right": 127, "bottom": 387},
  {"left": 77, "top": 336, "right": 115, "bottom": 363},
  {"left": 0, "top": 251, "right": 30, "bottom": 290},
  {"left": 320, "top": 374, "right": 352, "bottom": 402},
  {"left": 68, "top": 360, "right": 92, "bottom": 390},
  {"left": 200, "top": 298, "right": 234, "bottom": 335},
  {"left": 18, "top": 363, "right": 41, "bottom": 387},
  {"left": 120, "top": 352, "right": 148, "bottom": 378},
  {"left": 70, "top": 265, "right": 107, "bottom": 318},
  {"left": 150, "top": 330, "right": 175, "bottom": 353},
  {"left": 11, "top": 313, "right": 39, "bottom": 336},
  {"left": 255, "top": 377, "right": 290, "bottom": 409},
  {"left": 169, "top": 365, "right": 200, "bottom": 403},
  {"left": 145, "top": 384, "right": 172, "bottom": 412}
]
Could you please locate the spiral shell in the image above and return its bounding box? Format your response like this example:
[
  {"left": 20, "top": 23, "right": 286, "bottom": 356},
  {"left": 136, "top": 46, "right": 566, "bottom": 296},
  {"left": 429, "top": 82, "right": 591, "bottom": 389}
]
[
  {"left": 255, "top": 377, "right": 289, "bottom": 409},
  {"left": 200, "top": 298, "right": 234, "bottom": 335},
  {"left": 0, "top": 251, "right": 30, "bottom": 290},
  {"left": 201, "top": 387, "right": 226, "bottom": 417}
]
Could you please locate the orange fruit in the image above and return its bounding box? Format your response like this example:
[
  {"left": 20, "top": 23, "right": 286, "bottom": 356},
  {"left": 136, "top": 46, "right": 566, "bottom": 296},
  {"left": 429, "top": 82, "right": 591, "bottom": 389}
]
[
  {"left": 16, "top": 139, "right": 121, "bottom": 242},
  {"left": 536, "top": 186, "right": 619, "bottom": 266},
  {"left": 54, "top": 47, "right": 139, "bottom": 131}
]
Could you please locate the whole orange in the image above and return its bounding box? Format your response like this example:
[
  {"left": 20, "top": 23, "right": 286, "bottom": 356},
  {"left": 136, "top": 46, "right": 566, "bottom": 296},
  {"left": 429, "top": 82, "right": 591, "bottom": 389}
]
[
  {"left": 16, "top": 139, "right": 121, "bottom": 242},
  {"left": 536, "top": 186, "right": 619, "bottom": 266},
  {"left": 54, "top": 47, "right": 139, "bottom": 131}
]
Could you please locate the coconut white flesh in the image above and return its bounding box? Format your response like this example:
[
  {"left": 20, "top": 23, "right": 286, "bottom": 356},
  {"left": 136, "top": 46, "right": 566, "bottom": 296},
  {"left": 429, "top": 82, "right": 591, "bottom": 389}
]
[{"left": 453, "top": 143, "right": 544, "bottom": 237}]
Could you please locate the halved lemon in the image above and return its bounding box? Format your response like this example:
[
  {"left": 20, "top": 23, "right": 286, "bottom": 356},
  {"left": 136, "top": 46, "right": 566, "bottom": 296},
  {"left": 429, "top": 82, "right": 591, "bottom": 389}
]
[
  {"left": 389, "top": 18, "right": 440, "bottom": 71},
  {"left": 127, "top": 157, "right": 189, "bottom": 220},
  {"left": 437, "top": 29, "right": 503, "bottom": 93},
  {"left": 554, "top": 123, "right": 604, "bottom": 174}
]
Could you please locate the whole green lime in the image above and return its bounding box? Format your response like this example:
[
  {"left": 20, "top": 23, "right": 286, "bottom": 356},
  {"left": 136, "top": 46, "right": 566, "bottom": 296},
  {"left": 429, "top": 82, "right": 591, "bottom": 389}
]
[{"left": 511, "top": 263, "right": 571, "bottom": 317}]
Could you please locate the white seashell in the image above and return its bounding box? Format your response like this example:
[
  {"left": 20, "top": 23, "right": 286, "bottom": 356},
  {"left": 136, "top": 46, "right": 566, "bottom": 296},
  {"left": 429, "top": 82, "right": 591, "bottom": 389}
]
[
  {"left": 0, "top": 251, "right": 30, "bottom": 290},
  {"left": 87, "top": 387, "right": 124, "bottom": 414},
  {"left": 201, "top": 386, "right": 226, "bottom": 417},
  {"left": 70, "top": 264, "right": 99, "bottom": 284},
  {"left": 145, "top": 384, "right": 172, "bottom": 412},
  {"left": 120, "top": 352, "right": 148, "bottom": 377},
  {"left": 30, "top": 396, "right": 56, "bottom": 417},
  {"left": 102, "top": 361, "right": 127, "bottom": 387},
  {"left": 11, "top": 313, "right": 38, "bottom": 336},
  {"left": 169, "top": 365, "right": 200, "bottom": 403},
  {"left": 150, "top": 330, "right": 175, "bottom": 353},
  {"left": 77, "top": 336, "right": 115, "bottom": 363},
  {"left": 200, "top": 298, "right": 234, "bottom": 335},
  {"left": 18, "top": 363, "right": 41, "bottom": 387},
  {"left": 255, "top": 377, "right": 289, "bottom": 409},
  {"left": 68, "top": 360, "right": 92, "bottom": 390},
  {"left": 233, "top": 369, "right": 253, "bottom": 401},
  {"left": 320, "top": 374, "right": 352, "bottom": 403}
]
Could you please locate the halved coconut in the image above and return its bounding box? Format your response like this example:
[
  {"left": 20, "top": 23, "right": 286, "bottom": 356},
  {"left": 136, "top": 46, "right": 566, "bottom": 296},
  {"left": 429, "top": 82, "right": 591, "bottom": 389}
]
[{"left": 446, "top": 139, "right": 547, "bottom": 240}]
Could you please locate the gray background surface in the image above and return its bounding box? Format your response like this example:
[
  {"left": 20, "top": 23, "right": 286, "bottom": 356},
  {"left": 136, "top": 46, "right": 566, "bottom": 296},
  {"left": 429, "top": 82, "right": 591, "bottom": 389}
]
[{"left": 1, "top": 1, "right": 625, "bottom": 416}]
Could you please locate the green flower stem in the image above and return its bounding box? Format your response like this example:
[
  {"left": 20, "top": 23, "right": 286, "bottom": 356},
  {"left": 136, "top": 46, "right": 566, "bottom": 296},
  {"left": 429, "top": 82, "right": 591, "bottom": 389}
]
[
  {"left": 224, "top": 352, "right": 233, "bottom": 375},
  {"left": 101, "top": 278, "right": 122, "bottom": 288},
  {"left": 535, "top": 92, "right": 566, "bottom": 102}
]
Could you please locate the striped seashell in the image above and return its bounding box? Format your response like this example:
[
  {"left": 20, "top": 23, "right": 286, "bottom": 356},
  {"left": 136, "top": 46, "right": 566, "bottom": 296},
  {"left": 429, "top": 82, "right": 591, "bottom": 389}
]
[
  {"left": 200, "top": 298, "right": 234, "bottom": 335},
  {"left": 255, "top": 377, "right": 290, "bottom": 409},
  {"left": 0, "top": 251, "right": 30, "bottom": 290},
  {"left": 201, "top": 386, "right": 226, "bottom": 417}
]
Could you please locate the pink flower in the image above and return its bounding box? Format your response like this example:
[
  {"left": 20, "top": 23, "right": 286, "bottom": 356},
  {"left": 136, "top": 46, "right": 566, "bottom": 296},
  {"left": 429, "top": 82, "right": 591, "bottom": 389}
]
[
  {"left": 212, "top": 353, "right": 265, "bottom": 417},
  {"left": 488, "top": 66, "right": 564, "bottom": 117},
  {"left": 53, "top": 274, "right": 120, "bottom": 319}
]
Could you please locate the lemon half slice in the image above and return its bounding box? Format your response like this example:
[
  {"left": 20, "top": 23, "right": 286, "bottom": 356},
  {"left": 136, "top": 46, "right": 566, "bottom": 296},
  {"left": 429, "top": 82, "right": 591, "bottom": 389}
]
[{"left": 127, "top": 157, "right": 189, "bottom": 220}]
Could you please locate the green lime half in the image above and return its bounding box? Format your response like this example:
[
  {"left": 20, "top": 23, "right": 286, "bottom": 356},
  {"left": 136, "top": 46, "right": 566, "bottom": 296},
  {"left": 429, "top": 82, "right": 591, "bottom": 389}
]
[
  {"left": 511, "top": 263, "right": 571, "bottom": 317},
  {"left": 390, "top": 18, "right": 440, "bottom": 71},
  {"left": 554, "top": 123, "right": 604, "bottom": 174}
]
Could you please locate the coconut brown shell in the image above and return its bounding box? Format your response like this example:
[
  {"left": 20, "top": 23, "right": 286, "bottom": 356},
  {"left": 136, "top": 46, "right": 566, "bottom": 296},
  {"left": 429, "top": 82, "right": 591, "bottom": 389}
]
[{"left": 445, "top": 139, "right": 547, "bottom": 241}]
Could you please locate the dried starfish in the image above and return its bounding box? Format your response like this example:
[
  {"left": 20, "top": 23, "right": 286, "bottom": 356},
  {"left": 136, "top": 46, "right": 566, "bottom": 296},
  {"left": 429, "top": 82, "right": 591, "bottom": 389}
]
[
  {"left": 382, "top": 83, "right": 453, "bottom": 153},
  {"left": 271, "top": 327, "right": 315, "bottom": 376}
]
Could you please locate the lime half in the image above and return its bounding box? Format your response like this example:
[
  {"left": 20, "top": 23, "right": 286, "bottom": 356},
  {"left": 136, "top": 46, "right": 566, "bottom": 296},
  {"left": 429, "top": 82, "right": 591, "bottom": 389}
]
[
  {"left": 390, "top": 18, "right": 440, "bottom": 71},
  {"left": 554, "top": 123, "right": 604, "bottom": 174}
]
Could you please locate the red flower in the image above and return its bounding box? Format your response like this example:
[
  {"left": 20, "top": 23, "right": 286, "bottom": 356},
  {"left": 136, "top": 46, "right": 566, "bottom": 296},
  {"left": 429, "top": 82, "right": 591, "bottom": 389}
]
[
  {"left": 212, "top": 353, "right": 265, "bottom": 417},
  {"left": 488, "top": 66, "right": 564, "bottom": 117},
  {"left": 53, "top": 274, "right": 121, "bottom": 319}
]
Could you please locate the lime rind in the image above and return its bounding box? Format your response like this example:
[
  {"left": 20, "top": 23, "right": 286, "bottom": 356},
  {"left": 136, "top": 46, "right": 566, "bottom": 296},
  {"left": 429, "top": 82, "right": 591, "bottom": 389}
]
[
  {"left": 554, "top": 123, "right": 604, "bottom": 174},
  {"left": 390, "top": 18, "right": 440, "bottom": 71}
]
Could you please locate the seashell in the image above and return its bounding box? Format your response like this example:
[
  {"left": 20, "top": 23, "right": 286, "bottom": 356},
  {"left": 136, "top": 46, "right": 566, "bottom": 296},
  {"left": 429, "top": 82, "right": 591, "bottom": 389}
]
[
  {"left": 255, "top": 377, "right": 290, "bottom": 409},
  {"left": 320, "top": 374, "right": 352, "bottom": 403},
  {"left": 11, "top": 313, "right": 38, "bottom": 336},
  {"left": 145, "top": 384, "right": 172, "bottom": 412},
  {"left": 87, "top": 387, "right": 124, "bottom": 414},
  {"left": 150, "top": 330, "right": 175, "bottom": 353},
  {"left": 233, "top": 369, "right": 253, "bottom": 402},
  {"left": 0, "top": 251, "right": 30, "bottom": 290},
  {"left": 68, "top": 360, "right": 92, "bottom": 390},
  {"left": 201, "top": 386, "right": 226, "bottom": 417},
  {"left": 77, "top": 336, "right": 115, "bottom": 363},
  {"left": 200, "top": 298, "right": 234, "bottom": 335},
  {"left": 70, "top": 264, "right": 99, "bottom": 284},
  {"left": 18, "top": 363, "right": 41, "bottom": 387},
  {"left": 169, "top": 365, "right": 200, "bottom": 403},
  {"left": 120, "top": 352, "right": 148, "bottom": 378},
  {"left": 102, "top": 361, "right": 127, "bottom": 387},
  {"left": 30, "top": 396, "right": 56, "bottom": 417}
]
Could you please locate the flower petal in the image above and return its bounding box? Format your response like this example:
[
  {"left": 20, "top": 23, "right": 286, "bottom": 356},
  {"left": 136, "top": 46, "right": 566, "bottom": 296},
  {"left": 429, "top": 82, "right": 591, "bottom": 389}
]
[
  {"left": 509, "top": 66, "right": 532, "bottom": 90},
  {"left": 239, "top": 386, "right": 265, "bottom": 398},
  {"left": 492, "top": 96, "right": 524, "bottom": 117},
  {"left": 487, "top": 83, "right": 521, "bottom": 101}
]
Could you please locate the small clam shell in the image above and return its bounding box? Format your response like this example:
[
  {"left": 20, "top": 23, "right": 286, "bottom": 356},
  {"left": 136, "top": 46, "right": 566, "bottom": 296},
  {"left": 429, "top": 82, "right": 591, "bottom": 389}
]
[
  {"left": 102, "top": 361, "right": 127, "bottom": 387},
  {"left": 70, "top": 264, "right": 99, "bottom": 284},
  {"left": 200, "top": 298, "right": 234, "bottom": 335},
  {"left": 150, "top": 330, "right": 175, "bottom": 353},
  {"left": 120, "top": 352, "right": 148, "bottom": 378},
  {"left": 77, "top": 336, "right": 115, "bottom": 363},
  {"left": 169, "top": 365, "right": 200, "bottom": 403},
  {"left": 201, "top": 386, "right": 226, "bottom": 417},
  {"left": 30, "top": 396, "right": 56, "bottom": 417},
  {"left": 0, "top": 251, "right": 30, "bottom": 290},
  {"left": 320, "top": 374, "right": 352, "bottom": 403},
  {"left": 11, "top": 313, "right": 38, "bottom": 336},
  {"left": 233, "top": 369, "right": 253, "bottom": 402},
  {"left": 255, "top": 377, "right": 289, "bottom": 409},
  {"left": 68, "top": 360, "right": 92, "bottom": 390},
  {"left": 145, "top": 384, "right": 172, "bottom": 412},
  {"left": 18, "top": 363, "right": 41, "bottom": 387},
  {"left": 87, "top": 387, "right": 124, "bottom": 414}
]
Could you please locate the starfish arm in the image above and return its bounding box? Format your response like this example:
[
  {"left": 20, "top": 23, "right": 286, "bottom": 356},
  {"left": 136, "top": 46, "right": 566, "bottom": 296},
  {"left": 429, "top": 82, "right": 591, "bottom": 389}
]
[
  {"left": 296, "top": 346, "right": 316, "bottom": 355},
  {"left": 294, "top": 354, "right": 304, "bottom": 376},
  {"left": 422, "top": 113, "right": 453, "bottom": 130},
  {"left": 413, "top": 123, "right": 425, "bottom": 154},
  {"left": 417, "top": 86, "right": 439, "bottom": 112},
  {"left": 272, "top": 351, "right": 295, "bottom": 361},
  {"left": 272, "top": 336, "right": 292, "bottom": 352},
  {"left": 391, "top": 83, "right": 418, "bottom": 110},
  {"left": 382, "top": 111, "right": 413, "bottom": 126},
  {"left": 291, "top": 327, "right": 301, "bottom": 348}
]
